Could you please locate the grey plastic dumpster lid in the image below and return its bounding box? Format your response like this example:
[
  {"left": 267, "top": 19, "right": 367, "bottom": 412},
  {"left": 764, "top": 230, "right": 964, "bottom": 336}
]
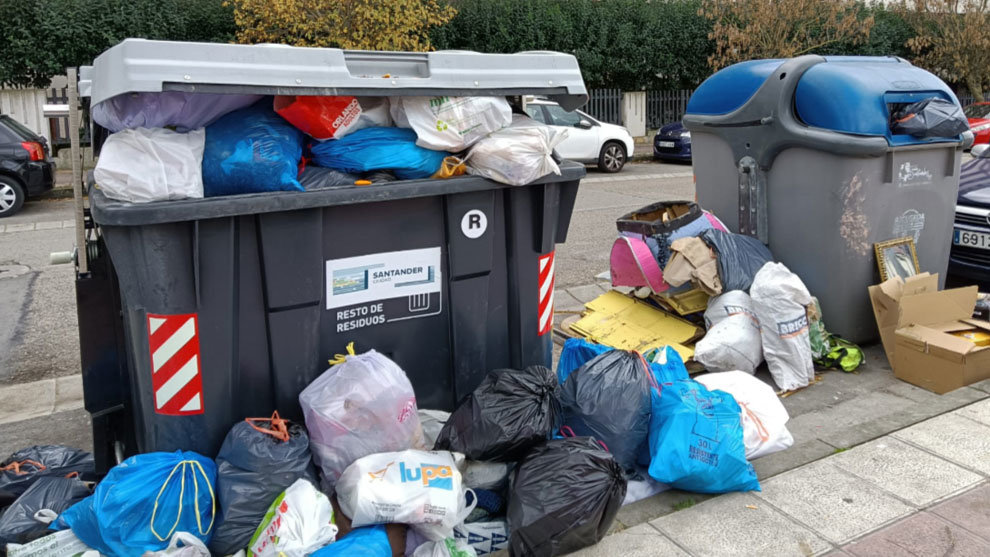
[{"left": 78, "top": 39, "right": 589, "bottom": 110}]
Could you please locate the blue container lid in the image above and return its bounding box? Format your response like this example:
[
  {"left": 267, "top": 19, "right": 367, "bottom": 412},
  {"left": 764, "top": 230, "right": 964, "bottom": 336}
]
[{"left": 686, "top": 56, "right": 962, "bottom": 146}]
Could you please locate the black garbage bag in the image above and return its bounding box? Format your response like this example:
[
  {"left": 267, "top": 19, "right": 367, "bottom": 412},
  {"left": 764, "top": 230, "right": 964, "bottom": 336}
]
[
  {"left": 0, "top": 476, "right": 90, "bottom": 545},
  {"left": 700, "top": 228, "right": 774, "bottom": 293},
  {"left": 209, "top": 412, "right": 318, "bottom": 556},
  {"left": 434, "top": 366, "right": 561, "bottom": 462},
  {"left": 299, "top": 165, "right": 358, "bottom": 190},
  {"left": 558, "top": 350, "right": 651, "bottom": 472},
  {"left": 891, "top": 98, "right": 970, "bottom": 138},
  {"left": 0, "top": 446, "right": 94, "bottom": 508},
  {"left": 507, "top": 437, "right": 627, "bottom": 557}
]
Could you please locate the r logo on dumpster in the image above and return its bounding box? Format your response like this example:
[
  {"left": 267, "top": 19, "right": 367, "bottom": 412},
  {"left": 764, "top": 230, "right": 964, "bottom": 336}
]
[
  {"left": 147, "top": 313, "right": 205, "bottom": 416},
  {"left": 461, "top": 209, "right": 488, "bottom": 239}
]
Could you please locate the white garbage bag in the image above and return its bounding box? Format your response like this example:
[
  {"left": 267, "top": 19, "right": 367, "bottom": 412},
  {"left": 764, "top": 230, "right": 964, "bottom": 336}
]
[
  {"left": 704, "top": 290, "right": 760, "bottom": 329},
  {"left": 142, "top": 532, "right": 211, "bottom": 557},
  {"left": 694, "top": 313, "right": 763, "bottom": 374},
  {"left": 246, "top": 479, "right": 338, "bottom": 557},
  {"left": 336, "top": 450, "right": 476, "bottom": 541},
  {"left": 391, "top": 96, "right": 512, "bottom": 151},
  {"left": 300, "top": 349, "right": 426, "bottom": 489},
  {"left": 465, "top": 115, "right": 568, "bottom": 186},
  {"left": 94, "top": 127, "right": 205, "bottom": 203},
  {"left": 412, "top": 538, "right": 477, "bottom": 557},
  {"left": 6, "top": 530, "right": 98, "bottom": 557},
  {"left": 419, "top": 409, "right": 451, "bottom": 448},
  {"left": 750, "top": 262, "right": 815, "bottom": 391},
  {"left": 695, "top": 371, "right": 794, "bottom": 459},
  {"left": 452, "top": 521, "right": 508, "bottom": 556}
]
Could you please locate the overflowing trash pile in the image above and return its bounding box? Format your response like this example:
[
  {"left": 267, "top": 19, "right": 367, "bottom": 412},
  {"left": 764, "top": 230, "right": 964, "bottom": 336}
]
[
  {"left": 573, "top": 200, "right": 866, "bottom": 392},
  {"left": 91, "top": 93, "right": 570, "bottom": 204},
  {"left": 0, "top": 329, "right": 809, "bottom": 557}
]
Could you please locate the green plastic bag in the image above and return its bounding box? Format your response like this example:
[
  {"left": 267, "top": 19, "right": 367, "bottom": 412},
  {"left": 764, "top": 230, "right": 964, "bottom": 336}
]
[{"left": 808, "top": 298, "right": 863, "bottom": 372}]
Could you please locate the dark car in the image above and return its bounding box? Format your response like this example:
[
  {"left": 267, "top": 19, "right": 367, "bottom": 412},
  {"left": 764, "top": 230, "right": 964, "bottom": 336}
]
[
  {"left": 653, "top": 121, "right": 692, "bottom": 162},
  {"left": 0, "top": 114, "right": 55, "bottom": 217},
  {"left": 948, "top": 147, "right": 990, "bottom": 290}
]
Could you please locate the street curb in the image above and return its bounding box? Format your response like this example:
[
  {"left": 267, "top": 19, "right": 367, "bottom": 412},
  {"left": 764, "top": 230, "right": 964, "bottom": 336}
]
[{"left": 37, "top": 187, "right": 78, "bottom": 201}]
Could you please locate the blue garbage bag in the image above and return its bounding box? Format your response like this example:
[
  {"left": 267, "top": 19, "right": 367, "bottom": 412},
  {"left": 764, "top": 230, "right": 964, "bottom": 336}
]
[
  {"left": 310, "top": 127, "right": 448, "bottom": 180},
  {"left": 311, "top": 525, "right": 391, "bottom": 556},
  {"left": 557, "top": 338, "right": 612, "bottom": 384},
  {"left": 645, "top": 347, "right": 760, "bottom": 493},
  {"left": 202, "top": 100, "right": 304, "bottom": 196},
  {"left": 57, "top": 451, "right": 217, "bottom": 557}
]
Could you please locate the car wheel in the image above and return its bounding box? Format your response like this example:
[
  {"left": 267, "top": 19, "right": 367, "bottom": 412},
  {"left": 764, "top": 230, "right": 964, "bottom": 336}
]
[
  {"left": 0, "top": 176, "right": 25, "bottom": 218},
  {"left": 597, "top": 141, "right": 626, "bottom": 173}
]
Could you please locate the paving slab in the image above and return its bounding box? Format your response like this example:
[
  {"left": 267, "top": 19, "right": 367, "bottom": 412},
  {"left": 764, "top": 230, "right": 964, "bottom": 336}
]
[
  {"left": 784, "top": 391, "right": 915, "bottom": 447},
  {"left": 843, "top": 511, "right": 990, "bottom": 557},
  {"left": 553, "top": 289, "right": 585, "bottom": 313},
  {"left": 613, "top": 490, "right": 715, "bottom": 530},
  {"left": 752, "top": 439, "right": 838, "bottom": 480},
  {"left": 957, "top": 398, "right": 990, "bottom": 427},
  {"left": 892, "top": 413, "right": 990, "bottom": 475},
  {"left": 968, "top": 378, "right": 990, "bottom": 395},
  {"left": 33, "top": 221, "right": 62, "bottom": 231},
  {"left": 652, "top": 492, "right": 830, "bottom": 557},
  {"left": 3, "top": 223, "right": 35, "bottom": 233},
  {"left": 565, "top": 283, "right": 607, "bottom": 304},
  {"left": 930, "top": 483, "right": 990, "bottom": 542},
  {"left": 829, "top": 437, "right": 982, "bottom": 506},
  {"left": 570, "top": 523, "right": 687, "bottom": 557},
  {"left": 755, "top": 461, "right": 914, "bottom": 544}
]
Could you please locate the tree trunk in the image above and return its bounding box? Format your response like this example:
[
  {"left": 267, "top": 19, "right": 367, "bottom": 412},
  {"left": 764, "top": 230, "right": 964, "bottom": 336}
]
[{"left": 966, "top": 76, "right": 985, "bottom": 103}]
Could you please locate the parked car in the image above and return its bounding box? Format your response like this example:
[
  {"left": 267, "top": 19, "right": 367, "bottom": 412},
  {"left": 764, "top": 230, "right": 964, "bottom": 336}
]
[
  {"left": 948, "top": 144, "right": 990, "bottom": 289},
  {"left": 964, "top": 102, "right": 990, "bottom": 146},
  {"left": 653, "top": 121, "right": 691, "bottom": 162},
  {"left": 523, "top": 98, "right": 634, "bottom": 173},
  {"left": 0, "top": 114, "right": 54, "bottom": 217}
]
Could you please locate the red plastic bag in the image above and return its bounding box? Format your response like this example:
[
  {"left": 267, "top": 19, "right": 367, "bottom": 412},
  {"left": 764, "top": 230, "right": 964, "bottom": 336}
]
[{"left": 275, "top": 96, "right": 366, "bottom": 140}]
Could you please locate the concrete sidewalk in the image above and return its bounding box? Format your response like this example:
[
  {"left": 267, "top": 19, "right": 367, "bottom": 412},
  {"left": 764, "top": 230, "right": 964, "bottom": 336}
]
[{"left": 575, "top": 398, "right": 990, "bottom": 556}]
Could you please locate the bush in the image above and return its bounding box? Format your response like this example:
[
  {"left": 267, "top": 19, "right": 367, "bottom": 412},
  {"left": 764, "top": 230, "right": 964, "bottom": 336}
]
[
  {"left": 432, "top": 0, "right": 714, "bottom": 90},
  {"left": 0, "top": 0, "right": 235, "bottom": 88}
]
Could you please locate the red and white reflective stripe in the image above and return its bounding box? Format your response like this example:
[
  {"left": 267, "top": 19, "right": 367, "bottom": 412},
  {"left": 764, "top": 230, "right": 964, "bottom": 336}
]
[
  {"left": 538, "top": 251, "right": 555, "bottom": 336},
  {"left": 147, "top": 313, "right": 205, "bottom": 416}
]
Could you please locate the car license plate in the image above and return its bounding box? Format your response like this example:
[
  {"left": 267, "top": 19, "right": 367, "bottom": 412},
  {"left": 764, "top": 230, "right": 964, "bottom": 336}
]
[
  {"left": 954, "top": 228, "right": 990, "bottom": 250},
  {"left": 658, "top": 141, "right": 676, "bottom": 148}
]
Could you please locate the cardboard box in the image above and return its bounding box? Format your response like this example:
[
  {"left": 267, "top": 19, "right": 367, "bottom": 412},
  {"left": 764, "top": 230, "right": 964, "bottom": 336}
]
[{"left": 869, "top": 273, "right": 990, "bottom": 394}]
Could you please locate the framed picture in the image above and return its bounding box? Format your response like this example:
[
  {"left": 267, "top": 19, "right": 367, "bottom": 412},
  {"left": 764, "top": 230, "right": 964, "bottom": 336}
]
[{"left": 875, "top": 237, "right": 921, "bottom": 282}]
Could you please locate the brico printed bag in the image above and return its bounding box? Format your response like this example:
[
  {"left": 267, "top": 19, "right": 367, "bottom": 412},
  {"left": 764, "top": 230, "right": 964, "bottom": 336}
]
[
  {"left": 335, "top": 450, "right": 475, "bottom": 541},
  {"left": 750, "top": 262, "right": 815, "bottom": 391},
  {"left": 300, "top": 347, "right": 425, "bottom": 490}
]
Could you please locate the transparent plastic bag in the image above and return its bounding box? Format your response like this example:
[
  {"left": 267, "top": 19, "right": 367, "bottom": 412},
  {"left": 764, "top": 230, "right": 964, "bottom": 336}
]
[
  {"left": 246, "top": 479, "right": 337, "bottom": 557},
  {"left": 94, "top": 128, "right": 205, "bottom": 203},
  {"left": 299, "top": 349, "right": 425, "bottom": 489},
  {"left": 391, "top": 96, "right": 511, "bottom": 151},
  {"left": 695, "top": 371, "right": 794, "bottom": 459},
  {"left": 465, "top": 116, "right": 567, "bottom": 186}
]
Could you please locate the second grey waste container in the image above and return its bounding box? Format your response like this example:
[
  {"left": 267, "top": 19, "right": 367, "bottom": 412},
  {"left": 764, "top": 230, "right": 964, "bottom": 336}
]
[{"left": 684, "top": 56, "right": 972, "bottom": 343}]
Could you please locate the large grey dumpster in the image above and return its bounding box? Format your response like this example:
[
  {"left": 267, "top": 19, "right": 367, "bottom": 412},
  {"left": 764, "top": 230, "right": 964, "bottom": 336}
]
[
  {"left": 74, "top": 39, "right": 588, "bottom": 470},
  {"left": 684, "top": 55, "right": 973, "bottom": 343}
]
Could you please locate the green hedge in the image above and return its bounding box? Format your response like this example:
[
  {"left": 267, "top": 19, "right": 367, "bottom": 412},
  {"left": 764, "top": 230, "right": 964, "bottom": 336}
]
[
  {"left": 432, "top": 0, "right": 714, "bottom": 90},
  {"left": 0, "top": 0, "right": 235, "bottom": 89}
]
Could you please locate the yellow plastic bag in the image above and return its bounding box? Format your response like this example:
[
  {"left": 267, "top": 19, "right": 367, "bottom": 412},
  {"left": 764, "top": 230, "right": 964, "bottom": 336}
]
[{"left": 433, "top": 156, "right": 467, "bottom": 179}]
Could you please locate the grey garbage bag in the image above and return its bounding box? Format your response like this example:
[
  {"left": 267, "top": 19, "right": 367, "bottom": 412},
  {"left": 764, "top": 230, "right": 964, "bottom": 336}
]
[
  {"left": 558, "top": 350, "right": 651, "bottom": 472},
  {"left": 507, "top": 437, "right": 627, "bottom": 557},
  {"left": 210, "top": 413, "right": 318, "bottom": 556},
  {"left": 891, "top": 98, "right": 970, "bottom": 138},
  {"left": 699, "top": 229, "right": 774, "bottom": 292},
  {"left": 299, "top": 166, "right": 358, "bottom": 190},
  {"left": 0, "top": 476, "right": 90, "bottom": 545},
  {"left": 0, "top": 446, "right": 94, "bottom": 508}
]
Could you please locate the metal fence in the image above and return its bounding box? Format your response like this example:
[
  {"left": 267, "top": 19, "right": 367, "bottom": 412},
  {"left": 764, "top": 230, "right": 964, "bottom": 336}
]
[
  {"left": 647, "top": 89, "right": 692, "bottom": 130},
  {"left": 584, "top": 88, "right": 622, "bottom": 124}
]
